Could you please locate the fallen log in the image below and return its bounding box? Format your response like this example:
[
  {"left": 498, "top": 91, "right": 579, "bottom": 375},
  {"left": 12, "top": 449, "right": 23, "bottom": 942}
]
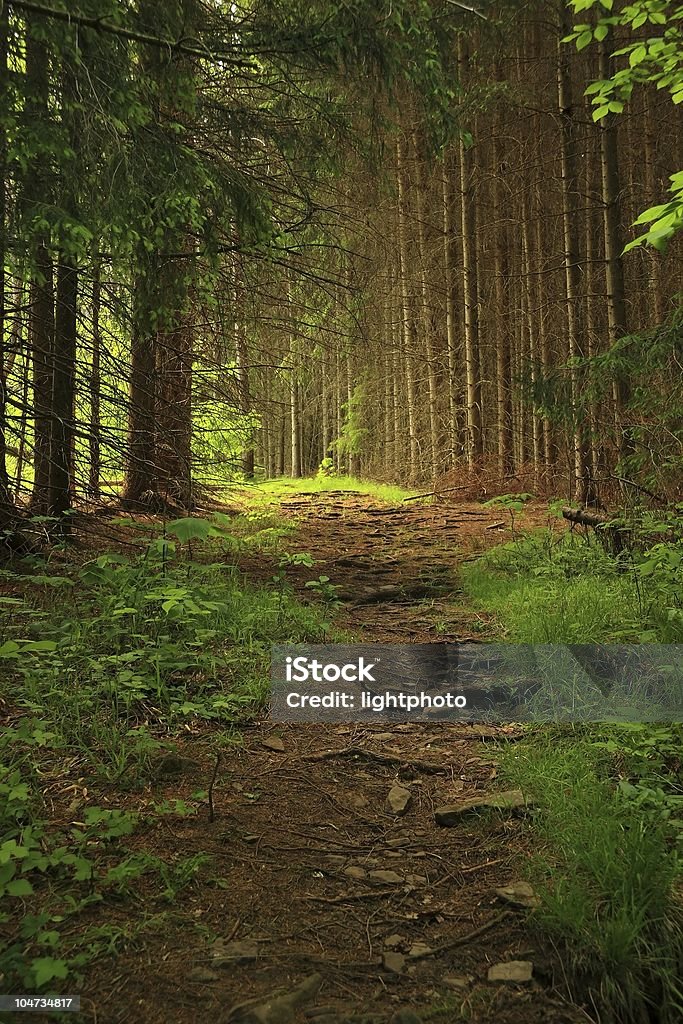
[{"left": 562, "top": 507, "right": 630, "bottom": 553}]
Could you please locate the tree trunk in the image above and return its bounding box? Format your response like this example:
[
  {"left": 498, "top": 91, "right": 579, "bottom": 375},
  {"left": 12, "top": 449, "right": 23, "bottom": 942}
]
[
  {"left": 598, "top": 41, "right": 632, "bottom": 469},
  {"left": 457, "top": 45, "right": 483, "bottom": 467},
  {"left": 395, "top": 137, "right": 419, "bottom": 480},
  {"left": 558, "top": 3, "right": 594, "bottom": 504},
  {"left": 442, "top": 152, "right": 461, "bottom": 467},
  {"left": 25, "top": 25, "right": 54, "bottom": 513},
  {"left": 88, "top": 261, "right": 101, "bottom": 498},
  {"left": 412, "top": 133, "right": 440, "bottom": 479},
  {"left": 492, "top": 126, "right": 514, "bottom": 477},
  {"left": 0, "top": 2, "right": 11, "bottom": 518}
]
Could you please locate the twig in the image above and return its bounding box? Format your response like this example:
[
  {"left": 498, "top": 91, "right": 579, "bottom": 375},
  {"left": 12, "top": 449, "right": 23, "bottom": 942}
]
[
  {"left": 208, "top": 752, "right": 221, "bottom": 823},
  {"left": 302, "top": 745, "right": 447, "bottom": 774},
  {"left": 403, "top": 485, "right": 469, "bottom": 502},
  {"left": 409, "top": 911, "right": 513, "bottom": 959},
  {"left": 301, "top": 888, "right": 398, "bottom": 905}
]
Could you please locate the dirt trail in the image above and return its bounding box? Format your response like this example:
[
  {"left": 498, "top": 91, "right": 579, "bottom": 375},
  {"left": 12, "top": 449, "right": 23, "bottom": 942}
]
[{"left": 84, "top": 495, "right": 582, "bottom": 1024}]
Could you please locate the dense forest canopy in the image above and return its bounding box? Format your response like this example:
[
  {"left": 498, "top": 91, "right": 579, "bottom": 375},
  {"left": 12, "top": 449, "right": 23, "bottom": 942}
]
[{"left": 0, "top": 0, "right": 682, "bottom": 537}]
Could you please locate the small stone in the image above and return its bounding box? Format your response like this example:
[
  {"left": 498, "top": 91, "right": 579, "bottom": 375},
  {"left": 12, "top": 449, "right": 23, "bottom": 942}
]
[
  {"left": 408, "top": 942, "right": 433, "bottom": 958},
  {"left": 382, "top": 952, "right": 406, "bottom": 974},
  {"left": 443, "top": 975, "right": 473, "bottom": 991},
  {"left": 344, "top": 866, "right": 367, "bottom": 880},
  {"left": 212, "top": 939, "right": 259, "bottom": 966},
  {"left": 369, "top": 870, "right": 404, "bottom": 884},
  {"left": 406, "top": 874, "right": 427, "bottom": 886},
  {"left": 487, "top": 960, "right": 534, "bottom": 983},
  {"left": 383, "top": 934, "right": 404, "bottom": 949},
  {"left": 375, "top": 732, "right": 395, "bottom": 741},
  {"left": 387, "top": 786, "right": 412, "bottom": 816},
  {"left": 189, "top": 966, "right": 219, "bottom": 982},
  {"left": 386, "top": 838, "right": 411, "bottom": 849},
  {"left": 495, "top": 881, "right": 540, "bottom": 909},
  {"left": 262, "top": 736, "right": 285, "bottom": 752},
  {"left": 434, "top": 790, "right": 531, "bottom": 826}
]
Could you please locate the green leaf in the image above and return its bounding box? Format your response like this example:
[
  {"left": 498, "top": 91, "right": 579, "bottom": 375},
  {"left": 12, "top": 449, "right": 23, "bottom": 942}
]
[
  {"left": 6, "top": 878, "right": 34, "bottom": 897},
  {"left": 167, "top": 518, "right": 213, "bottom": 542},
  {"left": 32, "top": 957, "right": 69, "bottom": 987}
]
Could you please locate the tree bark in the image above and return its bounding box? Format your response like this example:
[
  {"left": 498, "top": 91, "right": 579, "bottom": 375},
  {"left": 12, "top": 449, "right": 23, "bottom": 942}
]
[
  {"left": 598, "top": 41, "right": 632, "bottom": 469},
  {"left": 558, "top": 3, "right": 594, "bottom": 503}
]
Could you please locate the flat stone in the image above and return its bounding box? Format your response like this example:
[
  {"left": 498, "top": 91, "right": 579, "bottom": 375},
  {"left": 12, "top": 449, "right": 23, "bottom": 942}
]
[
  {"left": 225, "top": 973, "right": 322, "bottom": 1024},
  {"left": 387, "top": 786, "right": 412, "bottom": 816},
  {"left": 406, "top": 874, "right": 427, "bottom": 886},
  {"left": 369, "top": 870, "right": 404, "bottom": 884},
  {"left": 443, "top": 975, "right": 473, "bottom": 990},
  {"left": 435, "top": 790, "right": 531, "bottom": 826},
  {"left": 382, "top": 952, "right": 406, "bottom": 974},
  {"left": 487, "top": 960, "right": 534, "bottom": 983},
  {"left": 495, "top": 881, "right": 540, "bottom": 909},
  {"left": 262, "top": 736, "right": 285, "bottom": 752},
  {"left": 189, "top": 966, "right": 220, "bottom": 982},
  {"left": 344, "top": 866, "right": 367, "bottom": 880},
  {"left": 408, "top": 942, "right": 433, "bottom": 958},
  {"left": 213, "top": 940, "right": 259, "bottom": 966},
  {"left": 383, "top": 934, "right": 404, "bottom": 948}
]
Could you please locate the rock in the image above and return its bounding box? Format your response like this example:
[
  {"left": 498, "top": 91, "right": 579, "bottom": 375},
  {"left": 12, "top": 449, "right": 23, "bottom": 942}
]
[
  {"left": 443, "top": 975, "right": 473, "bottom": 990},
  {"left": 369, "top": 870, "right": 404, "bottom": 884},
  {"left": 434, "top": 790, "right": 531, "bottom": 825},
  {"left": 494, "top": 881, "right": 540, "bottom": 909},
  {"left": 344, "top": 866, "right": 367, "bottom": 880},
  {"left": 152, "top": 753, "right": 200, "bottom": 779},
  {"left": 387, "top": 786, "right": 412, "bottom": 816},
  {"left": 262, "top": 736, "right": 286, "bottom": 752},
  {"left": 213, "top": 940, "right": 259, "bottom": 966},
  {"left": 385, "top": 838, "right": 411, "bottom": 849},
  {"left": 374, "top": 732, "right": 395, "bottom": 741},
  {"left": 487, "top": 960, "right": 534, "bottom": 983},
  {"left": 226, "top": 973, "right": 322, "bottom": 1024},
  {"left": 405, "top": 874, "right": 427, "bottom": 886},
  {"left": 408, "top": 942, "right": 433, "bottom": 958},
  {"left": 382, "top": 952, "right": 406, "bottom": 974},
  {"left": 189, "top": 966, "right": 220, "bottom": 982},
  {"left": 383, "top": 934, "right": 404, "bottom": 949}
]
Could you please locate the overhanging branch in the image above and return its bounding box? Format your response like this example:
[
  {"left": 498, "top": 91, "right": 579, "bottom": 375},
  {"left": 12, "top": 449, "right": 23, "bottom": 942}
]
[{"left": 4, "top": 0, "right": 255, "bottom": 67}]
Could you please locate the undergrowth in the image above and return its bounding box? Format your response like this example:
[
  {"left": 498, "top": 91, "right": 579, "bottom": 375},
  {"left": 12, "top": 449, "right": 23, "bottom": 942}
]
[
  {"left": 467, "top": 508, "right": 683, "bottom": 1022},
  {"left": 0, "top": 510, "right": 332, "bottom": 995}
]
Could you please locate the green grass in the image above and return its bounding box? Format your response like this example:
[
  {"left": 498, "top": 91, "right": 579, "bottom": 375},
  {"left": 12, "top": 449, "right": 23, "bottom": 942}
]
[
  {"left": 233, "top": 474, "right": 419, "bottom": 505},
  {"left": 500, "top": 734, "right": 683, "bottom": 1023},
  {"left": 460, "top": 528, "right": 683, "bottom": 644},
  {"left": 465, "top": 522, "right": 683, "bottom": 1021}
]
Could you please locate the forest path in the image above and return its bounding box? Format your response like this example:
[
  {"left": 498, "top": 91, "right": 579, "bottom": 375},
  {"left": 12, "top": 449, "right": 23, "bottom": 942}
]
[{"left": 86, "top": 493, "right": 582, "bottom": 1024}]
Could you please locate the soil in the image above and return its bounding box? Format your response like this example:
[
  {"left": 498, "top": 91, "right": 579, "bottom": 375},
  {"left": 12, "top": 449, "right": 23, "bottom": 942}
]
[{"left": 42, "top": 496, "right": 588, "bottom": 1024}]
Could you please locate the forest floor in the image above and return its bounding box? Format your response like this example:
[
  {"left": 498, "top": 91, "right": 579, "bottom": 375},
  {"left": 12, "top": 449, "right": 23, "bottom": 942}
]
[{"left": 70, "top": 491, "right": 589, "bottom": 1024}]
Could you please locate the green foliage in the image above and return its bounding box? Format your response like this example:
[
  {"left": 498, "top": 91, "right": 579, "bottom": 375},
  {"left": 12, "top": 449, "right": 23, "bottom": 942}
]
[
  {"left": 566, "top": 0, "right": 683, "bottom": 249},
  {"left": 583, "top": 308, "right": 683, "bottom": 490},
  {"left": 500, "top": 734, "right": 682, "bottom": 1022},
  {"left": 332, "top": 380, "right": 369, "bottom": 457},
  {"left": 462, "top": 519, "right": 683, "bottom": 643}
]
